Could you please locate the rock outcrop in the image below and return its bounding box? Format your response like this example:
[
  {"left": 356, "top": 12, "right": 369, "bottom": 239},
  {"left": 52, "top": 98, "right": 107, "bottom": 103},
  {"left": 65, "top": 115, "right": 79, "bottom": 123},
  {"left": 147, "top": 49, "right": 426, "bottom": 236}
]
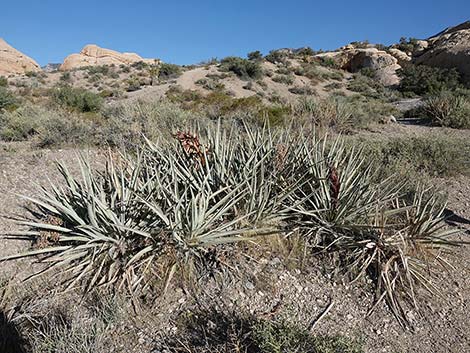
[
  {"left": 414, "top": 21, "right": 470, "bottom": 82},
  {"left": 60, "top": 44, "right": 158, "bottom": 71},
  {"left": 316, "top": 47, "right": 401, "bottom": 86},
  {"left": 0, "top": 38, "right": 41, "bottom": 76},
  {"left": 388, "top": 48, "right": 412, "bottom": 67}
]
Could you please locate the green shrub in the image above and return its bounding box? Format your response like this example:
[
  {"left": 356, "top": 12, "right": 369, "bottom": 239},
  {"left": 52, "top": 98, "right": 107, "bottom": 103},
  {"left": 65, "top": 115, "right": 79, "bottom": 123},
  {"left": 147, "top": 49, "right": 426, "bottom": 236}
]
[
  {"left": 86, "top": 65, "right": 110, "bottom": 76},
  {"left": 397, "top": 64, "right": 462, "bottom": 95},
  {"left": 272, "top": 74, "right": 295, "bottom": 85},
  {"left": 60, "top": 72, "right": 71, "bottom": 82},
  {"left": 247, "top": 50, "right": 263, "bottom": 61},
  {"left": 293, "top": 97, "right": 353, "bottom": 132},
  {"left": 0, "top": 87, "right": 18, "bottom": 111},
  {"left": 396, "top": 37, "right": 420, "bottom": 53},
  {"left": 51, "top": 85, "right": 103, "bottom": 112},
  {"left": 220, "top": 56, "right": 264, "bottom": 80},
  {"left": 0, "top": 76, "right": 8, "bottom": 87},
  {"left": 0, "top": 104, "right": 96, "bottom": 146},
  {"left": 265, "top": 49, "right": 289, "bottom": 64},
  {"left": 0, "top": 105, "right": 38, "bottom": 141},
  {"left": 126, "top": 77, "right": 142, "bottom": 92},
  {"left": 158, "top": 63, "right": 182, "bottom": 80},
  {"left": 349, "top": 133, "right": 470, "bottom": 179},
  {"left": 347, "top": 73, "right": 386, "bottom": 98},
  {"left": 296, "top": 47, "right": 315, "bottom": 57},
  {"left": 130, "top": 61, "right": 148, "bottom": 70},
  {"left": 416, "top": 92, "right": 470, "bottom": 129},
  {"left": 289, "top": 86, "right": 315, "bottom": 95},
  {"left": 163, "top": 309, "right": 364, "bottom": 353}
]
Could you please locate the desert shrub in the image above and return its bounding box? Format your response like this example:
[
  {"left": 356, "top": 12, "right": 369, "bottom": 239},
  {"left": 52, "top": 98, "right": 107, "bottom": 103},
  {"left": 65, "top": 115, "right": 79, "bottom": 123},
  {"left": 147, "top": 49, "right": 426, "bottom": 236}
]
[
  {"left": 397, "top": 64, "right": 462, "bottom": 95},
  {"left": 293, "top": 97, "right": 353, "bottom": 132},
  {"left": 420, "top": 92, "right": 470, "bottom": 129},
  {"left": 296, "top": 47, "right": 315, "bottom": 57},
  {"left": 160, "top": 308, "right": 363, "bottom": 352},
  {"left": 324, "top": 82, "right": 343, "bottom": 91},
  {"left": 0, "top": 106, "right": 38, "bottom": 141},
  {"left": 60, "top": 72, "right": 71, "bottom": 82},
  {"left": 159, "top": 63, "right": 182, "bottom": 80},
  {"left": 318, "top": 57, "right": 338, "bottom": 68},
  {"left": 256, "top": 105, "right": 289, "bottom": 127},
  {"left": 131, "top": 61, "right": 148, "bottom": 70},
  {"left": 0, "top": 77, "right": 8, "bottom": 87},
  {"left": 0, "top": 87, "right": 18, "bottom": 111},
  {"left": 247, "top": 50, "right": 263, "bottom": 61},
  {"left": 289, "top": 86, "right": 315, "bottom": 95},
  {"left": 350, "top": 40, "right": 370, "bottom": 49},
  {"left": 220, "top": 56, "right": 263, "bottom": 80},
  {"left": 51, "top": 85, "right": 103, "bottom": 112},
  {"left": 0, "top": 104, "right": 96, "bottom": 146},
  {"left": 396, "top": 37, "right": 419, "bottom": 54},
  {"left": 86, "top": 65, "right": 110, "bottom": 76},
  {"left": 350, "top": 133, "right": 470, "bottom": 179},
  {"left": 126, "top": 77, "right": 142, "bottom": 91},
  {"left": 340, "top": 94, "right": 399, "bottom": 127},
  {"left": 101, "top": 100, "right": 198, "bottom": 147},
  {"left": 347, "top": 74, "right": 387, "bottom": 98},
  {"left": 195, "top": 78, "right": 225, "bottom": 91},
  {"left": 272, "top": 74, "right": 295, "bottom": 85},
  {"left": 265, "top": 50, "right": 289, "bottom": 64}
]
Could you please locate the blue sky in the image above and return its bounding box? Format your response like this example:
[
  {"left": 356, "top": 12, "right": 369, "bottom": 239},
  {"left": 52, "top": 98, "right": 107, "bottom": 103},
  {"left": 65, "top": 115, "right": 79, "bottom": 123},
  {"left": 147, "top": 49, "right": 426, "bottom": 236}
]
[{"left": 1, "top": 1, "right": 468, "bottom": 66}]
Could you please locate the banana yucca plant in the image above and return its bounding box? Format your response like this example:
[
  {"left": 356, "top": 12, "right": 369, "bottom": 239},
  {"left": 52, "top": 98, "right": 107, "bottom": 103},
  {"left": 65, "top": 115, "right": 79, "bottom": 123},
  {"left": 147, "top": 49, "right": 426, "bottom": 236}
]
[{"left": 0, "top": 122, "right": 460, "bottom": 328}]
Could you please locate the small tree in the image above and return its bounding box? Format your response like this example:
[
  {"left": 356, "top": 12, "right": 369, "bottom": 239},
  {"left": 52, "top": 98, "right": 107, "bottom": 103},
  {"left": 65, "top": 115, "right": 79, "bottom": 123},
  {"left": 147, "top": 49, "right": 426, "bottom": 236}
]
[
  {"left": 148, "top": 59, "right": 161, "bottom": 86},
  {"left": 247, "top": 50, "right": 263, "bottom": 61}
]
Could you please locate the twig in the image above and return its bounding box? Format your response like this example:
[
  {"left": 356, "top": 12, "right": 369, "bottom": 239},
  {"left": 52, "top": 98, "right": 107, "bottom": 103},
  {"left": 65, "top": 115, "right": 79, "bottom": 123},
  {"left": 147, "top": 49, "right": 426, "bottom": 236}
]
[{"left": 308, "top": 298, "right": 334, "bottom": 331}]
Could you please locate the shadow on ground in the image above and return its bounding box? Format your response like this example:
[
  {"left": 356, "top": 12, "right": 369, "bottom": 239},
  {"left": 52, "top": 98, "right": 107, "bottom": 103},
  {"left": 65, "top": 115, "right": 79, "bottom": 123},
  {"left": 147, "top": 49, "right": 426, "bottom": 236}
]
[{"left": 0, "top": 311, "right": 28, "bottom": 353}]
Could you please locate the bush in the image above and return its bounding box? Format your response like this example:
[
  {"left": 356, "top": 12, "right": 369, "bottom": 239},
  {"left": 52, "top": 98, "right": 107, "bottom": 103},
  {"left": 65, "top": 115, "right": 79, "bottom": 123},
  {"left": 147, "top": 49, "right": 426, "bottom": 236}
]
[
  {"left": 60, "top": 72, "right": 71, "bottom": 82},
  {"left": 0, "top": 87, "right": 18, "bottom": 111},
  {"left": 158, "top": 63, "right": 182, "bottom": 80},
  {"left": 350, "top": 133, "right": 470, "bottom": 179},
  {"left": 247, "top": 50, "right": 263, "bottom": 61},
  {"left": 51, "top": 86, "right": 103, "bottom": 112},
  {"left": 293, "top": 97, "right": 353, "bottom": 132},
  {"left": 265, "top": 49, "right": 289, "bottom": 64},
  {"left": 126, "top": 77, "right": 142, "bottom": 92},
  {"left": 397, "top": 64, "right": 462, "bottom": 95},
  {"left": 220, "top": 56, "right": 264, "bottom": 80},
  {"left": 161, "top": 309, "right": 364, "bottom": 352},
  {"left": 421, "top": 92, "right": 470, "bottom": 129},
  {"left": 86, "top": 65, "right": 110, "bottom": 76},
  {"left": 272, "top": 74, "right": 295, "bottom": 85},
  {"left": 0, "top": 104, "right": 96, "bottom": 146},
  {"left": 0, "top": 76, "right": 7, "bottom": 87},
  {"left": 289, "top": 86, "right": 315, "bottom": 95},
  {"left": 0, "top": 105, "right": 38, "bottom": 141}
]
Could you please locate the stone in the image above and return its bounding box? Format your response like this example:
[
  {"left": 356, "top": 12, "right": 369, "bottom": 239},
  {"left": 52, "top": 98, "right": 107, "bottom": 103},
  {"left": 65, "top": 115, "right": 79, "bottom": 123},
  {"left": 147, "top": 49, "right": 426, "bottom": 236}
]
[
  {"left": 0, "top": 38, "right": 41, "bottom": 76},
  {"left": 60, "top": 44, "right": 159, "bottom": 71},
  {"left": 414, "top": 21, "right": 470, "bottom": 83}
]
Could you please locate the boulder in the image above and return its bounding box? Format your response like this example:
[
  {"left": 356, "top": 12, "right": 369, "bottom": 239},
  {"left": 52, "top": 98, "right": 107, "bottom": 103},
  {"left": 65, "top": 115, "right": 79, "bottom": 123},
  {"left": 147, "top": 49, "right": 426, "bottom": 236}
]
[
  {"left": 388, "top": 48, "right": 412, "bottom": 66},
  {"left": 316, "top": 48, "right": 401, "bottom": 86},
  {"left": 414, "top": 21, "right": 470, "bottom": 82},
  {"left": 0, "top": 38, "right": 41, "bottom": 76},
  {"left": 60, "top": 44, "right": 158, "bottom": 71}
]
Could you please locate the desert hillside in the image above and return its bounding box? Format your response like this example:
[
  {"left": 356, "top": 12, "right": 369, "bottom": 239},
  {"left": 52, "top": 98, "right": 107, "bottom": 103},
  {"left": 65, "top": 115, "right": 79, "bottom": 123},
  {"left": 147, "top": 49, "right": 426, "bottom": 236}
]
[{"left": 0, "top": 21, "right": 470, "bottom": 353}]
